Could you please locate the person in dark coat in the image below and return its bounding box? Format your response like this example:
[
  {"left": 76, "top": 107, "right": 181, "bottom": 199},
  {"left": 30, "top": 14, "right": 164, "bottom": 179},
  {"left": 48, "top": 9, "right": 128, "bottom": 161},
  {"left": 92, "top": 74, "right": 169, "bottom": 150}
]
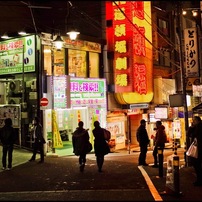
[
  {"left": 0, "top": 118, "right": 16, "bottom": 170},
  {"left": 72, "top": 121, "right": 90, "bottom": 172},
  {"left": 92, "top": 121, "right": 110, "bottom": 172},
  {"left": 29, "top": 117, "right": 45, "bottom": 163},
  {"left": 189, "top": 116, "right": 202, "bottom": 186},
  {"left": 136, "top": 119, "right": 150, "bottom": 166},
  {"left": 152, "top": 120, "right": 167, "bottom": 168}
]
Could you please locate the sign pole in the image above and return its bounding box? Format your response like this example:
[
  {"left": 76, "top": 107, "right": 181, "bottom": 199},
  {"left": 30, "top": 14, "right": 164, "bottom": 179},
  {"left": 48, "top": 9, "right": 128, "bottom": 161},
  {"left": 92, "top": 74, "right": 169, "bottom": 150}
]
[{"left": 176, "top": 2, "right": 189, "bottom": 166}]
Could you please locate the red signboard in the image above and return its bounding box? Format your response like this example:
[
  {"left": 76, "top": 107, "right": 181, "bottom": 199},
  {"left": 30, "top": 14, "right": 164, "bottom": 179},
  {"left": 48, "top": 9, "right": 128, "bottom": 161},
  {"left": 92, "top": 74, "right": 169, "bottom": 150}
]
[{"left": 40, "top": 97, "right": 49, "bottom": 107}]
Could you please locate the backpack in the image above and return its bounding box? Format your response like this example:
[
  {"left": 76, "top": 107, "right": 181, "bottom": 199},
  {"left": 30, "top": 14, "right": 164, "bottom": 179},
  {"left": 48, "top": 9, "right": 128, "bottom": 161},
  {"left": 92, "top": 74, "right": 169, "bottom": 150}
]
[
  {"left": 162, "top": 131, "right": 167, "bottom": 143},
  {"left": 103, "top": 128, "right": 111, "bottom": 141}
]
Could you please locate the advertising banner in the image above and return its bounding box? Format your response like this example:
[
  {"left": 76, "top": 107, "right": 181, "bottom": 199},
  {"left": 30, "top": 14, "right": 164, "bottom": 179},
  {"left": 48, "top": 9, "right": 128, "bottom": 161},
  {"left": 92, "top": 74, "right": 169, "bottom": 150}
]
[{"left": 0, "top": 35, "right": 35, "bottom": 74}]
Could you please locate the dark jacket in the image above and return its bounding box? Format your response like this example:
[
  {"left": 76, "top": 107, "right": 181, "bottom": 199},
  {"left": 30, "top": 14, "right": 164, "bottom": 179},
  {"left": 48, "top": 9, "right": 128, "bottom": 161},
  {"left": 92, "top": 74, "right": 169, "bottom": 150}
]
[
  {"left": 0, "top": 125, "right": 16, "bottom": 145},
  {"left": 136, "top": 125, "right": 150, "bottom": 146},
  {"left": 34, "top": 124, "right": 45, "bottom": 144},
  {"left": 192, "top": 121, "right": 202, "bottom": 159},
  {"left": 72, "top": 127, "right": 90, "bottom": 156},
  {"left": 93, "top": 126, "right": 109, "bottom": 156},
  {"left": 154, "top": 125, "right": 167, "bottom": 146}
]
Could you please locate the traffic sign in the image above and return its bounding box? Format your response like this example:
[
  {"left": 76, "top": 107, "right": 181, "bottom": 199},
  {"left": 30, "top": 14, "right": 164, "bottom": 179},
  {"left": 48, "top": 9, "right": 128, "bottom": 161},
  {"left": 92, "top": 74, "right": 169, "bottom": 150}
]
[{"left": 40, "top": 97, "right": 49, "bottom": 107}]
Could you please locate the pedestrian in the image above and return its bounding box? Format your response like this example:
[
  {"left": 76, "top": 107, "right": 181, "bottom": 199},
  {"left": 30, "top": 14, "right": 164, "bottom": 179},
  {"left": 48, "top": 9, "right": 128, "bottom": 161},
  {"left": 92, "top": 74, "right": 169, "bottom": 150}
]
[
  {"left": 152, "top": 120, "right": 167, "bottom": 168},
  {"left": 188, "top": 116, "right": 202, "bottom": 186},
  {"left": 92, "top": 121, "right": 110, "bottom": 172},
  {"left": 136, "top": 119, "right": 150, "bottom": 166},
  {"left": 0, "top": 118, "right": 16, "bottom": 170},
  {"left": 29, "top": 117, "right": 45, "bottom": 163},
  {"left": 72, "top": 121, "right": 91, "bottom": 172}
]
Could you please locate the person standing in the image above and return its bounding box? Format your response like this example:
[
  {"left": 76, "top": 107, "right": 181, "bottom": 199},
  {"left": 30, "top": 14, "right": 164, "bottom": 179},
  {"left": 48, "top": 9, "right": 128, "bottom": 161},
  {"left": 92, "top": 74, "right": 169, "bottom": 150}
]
[
  {"left": 152, "top": 120, "right": 167, "bottom": 168},
  {"left": 72, "top": 121, "right": 91, "bottom": 172},
  {"left": 189, "top": 116, "right": 202, "bottom": 186},
  {"left": 136, "top": 119, "right": 150, "bottom": 166},
  {"left": 29, "top": 117, "right": 45, "bottom": 163},
  {"left": 0, "top": 118, "right": 16, "bottom": 170},
  {"left": 92, "top": 121, "right": 110, "bottom": 172}
]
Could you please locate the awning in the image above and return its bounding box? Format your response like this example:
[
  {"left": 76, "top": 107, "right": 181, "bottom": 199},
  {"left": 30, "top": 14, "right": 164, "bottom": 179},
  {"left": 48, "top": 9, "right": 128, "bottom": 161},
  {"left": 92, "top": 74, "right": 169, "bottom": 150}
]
[{"left": 192, "top": 103, "right": 202, "bottom": 114}]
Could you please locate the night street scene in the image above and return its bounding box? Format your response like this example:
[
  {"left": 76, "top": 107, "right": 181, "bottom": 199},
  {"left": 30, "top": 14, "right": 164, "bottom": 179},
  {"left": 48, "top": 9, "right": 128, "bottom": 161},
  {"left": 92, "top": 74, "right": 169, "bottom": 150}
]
[{"left": 0, "top": 1, "right": 202, "bottom": 201}]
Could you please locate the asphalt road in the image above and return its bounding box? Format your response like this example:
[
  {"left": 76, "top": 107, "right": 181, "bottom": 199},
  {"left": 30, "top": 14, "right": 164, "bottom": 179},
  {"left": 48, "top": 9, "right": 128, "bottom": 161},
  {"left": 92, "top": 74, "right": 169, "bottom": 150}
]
[{"left": 0, "top": 146, "right": 200, "bottom": 201}]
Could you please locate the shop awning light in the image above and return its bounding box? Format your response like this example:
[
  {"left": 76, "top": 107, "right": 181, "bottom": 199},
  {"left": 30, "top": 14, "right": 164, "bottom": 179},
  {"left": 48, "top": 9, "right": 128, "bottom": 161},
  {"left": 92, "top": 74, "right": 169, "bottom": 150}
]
[
  {"left": 18, "top": 30, "right": 27, "bottom": 36},
  {"left": 182, "top": 10, "right": 187, "bottom": 15},
  {"left": 67, "top": 30, "right": 80, "bottom": 40},
  {"left": 52, "top": 35, "right": 64, "bottom": 50},
  {"left": 192, "top": 10, "right": 198, "bottom": 17},
  {"left": 1, "top": 33, "right": 9, "bottom": 39}
]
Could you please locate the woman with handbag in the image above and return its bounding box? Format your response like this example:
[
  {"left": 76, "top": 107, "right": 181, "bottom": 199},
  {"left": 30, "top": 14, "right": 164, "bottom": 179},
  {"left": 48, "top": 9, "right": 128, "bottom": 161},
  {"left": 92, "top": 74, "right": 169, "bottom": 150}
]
[
  {"left": 72, "top": 121, "right": 92, "bottom": 172},
  {"left": 29, "top": 117, "right": 46, "bottom": 163},
  {"left": 92, "top": 121, "right": 110, "bottom": 172},
  {"left": 189, "top": 116, "right": 202, "bottom": 186}
]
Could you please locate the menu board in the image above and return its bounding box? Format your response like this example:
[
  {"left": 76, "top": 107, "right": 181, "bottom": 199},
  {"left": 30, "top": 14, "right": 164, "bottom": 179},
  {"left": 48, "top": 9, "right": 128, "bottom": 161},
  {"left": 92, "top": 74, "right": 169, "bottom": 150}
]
[
  {"left": 0, "top": 104, "right": 21, "bottom": 128},
  {"left": 155, "top": 107, "right": 168, "bottom": 119},
  {"left": 53, "top": 75, "right": 70, "bottom": 109}
]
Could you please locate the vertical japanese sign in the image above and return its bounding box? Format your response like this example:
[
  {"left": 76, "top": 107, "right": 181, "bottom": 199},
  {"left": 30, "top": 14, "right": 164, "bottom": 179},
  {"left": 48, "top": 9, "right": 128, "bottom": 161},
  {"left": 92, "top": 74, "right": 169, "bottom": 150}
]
[
  {"left": 132, "top": 1, "right": 153, "bottom": 95},
  {"left": 184, "top": 27, "right": 199, "bottom": 77},
  {"left": 112, "top": 1, "right": 133, "bottom": 92},
  {"left": 106, "top": 1, "right": 153, "bottom": 97}
]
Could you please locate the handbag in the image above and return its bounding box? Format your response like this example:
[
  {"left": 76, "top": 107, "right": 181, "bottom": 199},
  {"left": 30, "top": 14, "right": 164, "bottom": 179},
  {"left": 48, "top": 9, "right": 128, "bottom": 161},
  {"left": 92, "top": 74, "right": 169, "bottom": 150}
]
[
  {"left": 87, "top": 141, "right": 92, "bottom": 153},
  {"left": 104, "top": 140, "right": 110, "bottom": 155},
  {"left": 186, "top": 138, "right": 198, "bottom": 158}
]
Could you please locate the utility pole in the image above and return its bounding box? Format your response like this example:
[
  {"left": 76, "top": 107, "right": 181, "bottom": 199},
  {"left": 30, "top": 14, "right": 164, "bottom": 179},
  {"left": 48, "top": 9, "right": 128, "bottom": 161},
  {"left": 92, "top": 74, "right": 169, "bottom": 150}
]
[{"left": 176, "top": 1, "right": 189, "bottom": 166}]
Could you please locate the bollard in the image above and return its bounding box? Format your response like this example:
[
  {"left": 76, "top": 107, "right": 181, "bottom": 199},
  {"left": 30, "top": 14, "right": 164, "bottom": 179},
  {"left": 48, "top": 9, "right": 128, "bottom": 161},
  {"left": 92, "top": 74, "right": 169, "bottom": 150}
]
[
  {"left": 158, "top": 147, "right": 164, "bottom": 177},
  {"left": 173, "top": 155, "right": 180, "bottom": 195},
  {"left": 174, "top": 142, "right": 178, "bottom": 155},
  {"left": 165, "top": 154, "right": 182, "bottom": 196}
]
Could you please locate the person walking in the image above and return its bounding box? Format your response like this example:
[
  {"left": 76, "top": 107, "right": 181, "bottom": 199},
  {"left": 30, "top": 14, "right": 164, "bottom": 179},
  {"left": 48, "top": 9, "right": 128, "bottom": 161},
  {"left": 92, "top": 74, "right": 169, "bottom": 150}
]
[
  {"left": 188, "top": 116, "right": 202, "bottom": 186},
  {"left": 0, "top": 118, "right": 16, "bottom": 170},
  {"left": 152, "top": 120, "right": 167, "bottom": 168},
  {"left": 92, "top": 121, "right": 110, "bottom": 172},
  {"left": 136, "top": 119, "right": 150, "bottom": 166},
  {"left": 29, "top": 117, "right": 45, "bottom": 163},
  {"left": 72, "top": 121, "right": 91, "bottom": 172}
]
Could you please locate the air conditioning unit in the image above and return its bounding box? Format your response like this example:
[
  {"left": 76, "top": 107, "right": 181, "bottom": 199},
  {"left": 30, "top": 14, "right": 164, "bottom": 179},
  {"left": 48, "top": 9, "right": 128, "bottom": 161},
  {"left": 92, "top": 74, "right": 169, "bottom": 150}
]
[
  {"left": 9, "top": 80, "right": 25, "bottom": 93},
  {"left": 8, "top": 97, "right": 22, "bottom": 104}
]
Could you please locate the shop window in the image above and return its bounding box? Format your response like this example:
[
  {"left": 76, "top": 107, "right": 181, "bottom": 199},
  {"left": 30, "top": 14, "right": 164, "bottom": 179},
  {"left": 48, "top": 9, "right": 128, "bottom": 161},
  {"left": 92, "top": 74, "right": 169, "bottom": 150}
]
[
  {"left": 68, "top": 49, "right": 87, "bottom": 77},
  {"left": 89, "top": 52, "right": 99, "bottom": 78},
  {"left": 43, "top": 45, "right": 51, "bottom": 75},
  {"left": 158, "top": 18, "right": 169, "bottom": 36},
  {"left": 43, "top": 45, "right": 65, "bottom": 76},
  {"left": 54, "top": 49, "right": 65, "bottom": 76},
  {"left": 159, "top": 50, "right": 171, "bottom": 67}
]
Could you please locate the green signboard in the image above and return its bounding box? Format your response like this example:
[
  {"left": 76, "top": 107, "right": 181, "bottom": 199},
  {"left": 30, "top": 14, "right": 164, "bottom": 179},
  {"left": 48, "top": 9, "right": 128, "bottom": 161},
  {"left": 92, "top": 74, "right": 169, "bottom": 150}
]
[{"left": 0, "top": 35, "right": 35, "bottom": 74}]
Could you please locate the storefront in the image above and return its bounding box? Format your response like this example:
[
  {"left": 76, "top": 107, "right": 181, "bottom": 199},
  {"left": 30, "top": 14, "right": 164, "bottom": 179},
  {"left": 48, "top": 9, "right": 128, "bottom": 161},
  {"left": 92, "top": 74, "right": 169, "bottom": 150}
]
[
  {"left": 0, "top": 32, "right": 106, "bottom": 153},
  {"left": 43, "top": 77, "right": 107, "bottom": 156},
  {"left": 0, "top": 34, "right": 41, "bottom": 147},
  {"left": 40, "top": 34, "right": 106, "bottom": 155}
]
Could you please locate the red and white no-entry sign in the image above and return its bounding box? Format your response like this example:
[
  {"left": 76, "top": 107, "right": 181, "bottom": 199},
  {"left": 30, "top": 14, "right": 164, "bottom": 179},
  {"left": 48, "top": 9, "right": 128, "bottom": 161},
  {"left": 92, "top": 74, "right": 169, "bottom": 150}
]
[{"left": 40, "top": 97, "right": 49, "bottom": 107}]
